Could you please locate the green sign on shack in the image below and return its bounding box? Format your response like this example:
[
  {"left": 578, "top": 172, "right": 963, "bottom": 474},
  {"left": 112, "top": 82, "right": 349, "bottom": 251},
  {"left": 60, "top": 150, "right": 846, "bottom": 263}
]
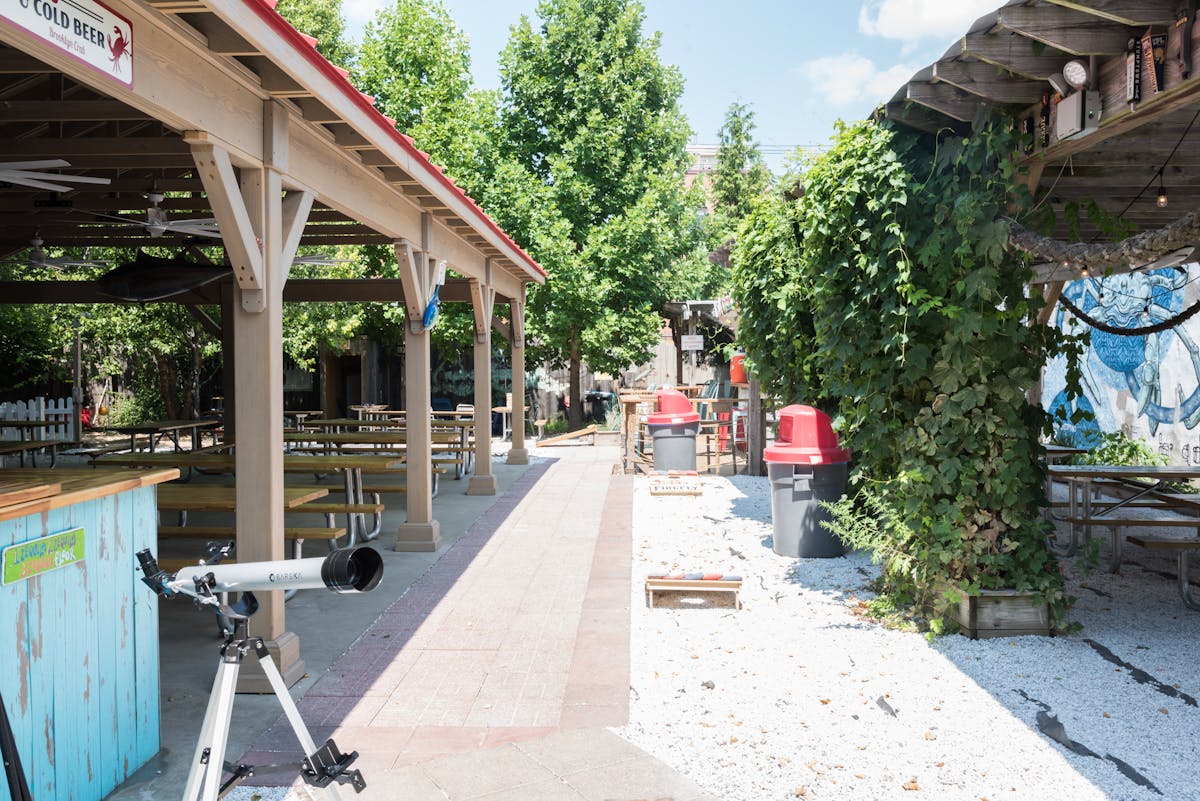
[{"left": 2, "top": 527, "right": 86, "bottom": 585}]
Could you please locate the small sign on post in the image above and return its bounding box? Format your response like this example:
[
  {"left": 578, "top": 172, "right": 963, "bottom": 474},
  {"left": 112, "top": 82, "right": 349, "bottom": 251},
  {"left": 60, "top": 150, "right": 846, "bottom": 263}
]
[
  {"left": 2, "top": 527, "right": 86, "bottom": 585},
  {"left": 681, "top": 334, "right": 704, "bottom": 351}
]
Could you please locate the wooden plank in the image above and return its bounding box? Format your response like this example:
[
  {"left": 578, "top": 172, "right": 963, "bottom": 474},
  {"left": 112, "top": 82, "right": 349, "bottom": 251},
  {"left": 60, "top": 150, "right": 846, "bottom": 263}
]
[
  {"left": 1127, "top": 535, "right": 1200, "bottom": 549},
  {"left": 0, "top": 480, "right": 61, "bottom": 506},
  {"left": 0, "top": 468, "right": 178, "bottom": 523},
  {"left": 1042, "top": 0, "right": 1178, "bottom": 27},
  {"left": 960, "top": 32, "right": 1073, "bottom": 80},
  {"left": 535, "top": 425, "right": 597, "bottom": 447},
  {"left": 995, "top": 5, "right": 1134, "bottom": 56},
  {"left": 155, "top": 484, "right": 328, "bottom": 511}
]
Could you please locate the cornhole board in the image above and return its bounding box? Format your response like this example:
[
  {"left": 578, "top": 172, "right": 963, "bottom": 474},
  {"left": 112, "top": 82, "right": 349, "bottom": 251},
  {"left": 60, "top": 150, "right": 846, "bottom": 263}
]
[
  {"left": 648, "top": 470, "right": 703, "bottom": 496},
  {"left": 645, "top": 573, "right": 742, "bottom": 609}
]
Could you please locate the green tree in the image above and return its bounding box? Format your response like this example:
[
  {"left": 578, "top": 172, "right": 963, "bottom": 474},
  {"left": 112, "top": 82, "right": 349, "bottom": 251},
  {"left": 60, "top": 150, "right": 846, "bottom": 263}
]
[
  {"left": 354, "top": 0, "right": 497, "bottom": 192},
  {"left": 710, "top": 102, "right": 771, "bottom": 232},
  {"left": 275, "top": 0, "right": 354, "bottom": 69},
  {"left": 493, "top": 0, "right": 696, "bottom": 428}
]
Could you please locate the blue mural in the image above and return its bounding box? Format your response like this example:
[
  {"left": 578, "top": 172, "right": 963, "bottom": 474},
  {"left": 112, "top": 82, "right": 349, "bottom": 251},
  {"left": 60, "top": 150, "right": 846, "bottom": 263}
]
[{"left": 1044, "top": 264, "right": 1200, "bottom": 454}]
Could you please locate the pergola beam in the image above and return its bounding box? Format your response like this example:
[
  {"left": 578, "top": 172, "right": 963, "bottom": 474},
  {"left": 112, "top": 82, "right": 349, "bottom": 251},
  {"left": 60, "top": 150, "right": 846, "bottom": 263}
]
[
  {"left": 907, "top": 82, "right": 990, "bottom": 121},
  {"left": 1041, "top": 0, "right": 1179, "bottom": 27},
  {"left": 961, "top": 31, "right": 1073, "bottom": 80},
  {"left": 931, "top": 61, "right": 1047, "bottom": 105},
  {"left": 995, "top": 5, "right": 1135, "bottom": 56}
]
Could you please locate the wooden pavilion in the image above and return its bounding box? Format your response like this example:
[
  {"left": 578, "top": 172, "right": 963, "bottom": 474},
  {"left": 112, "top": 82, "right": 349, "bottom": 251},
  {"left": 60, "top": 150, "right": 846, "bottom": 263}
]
[
  {"left": 0, "top": 0, "right": 545, "bottom": 688},
  {"left": 884, "top": 0, "right": 1200, "bottom": 304}
]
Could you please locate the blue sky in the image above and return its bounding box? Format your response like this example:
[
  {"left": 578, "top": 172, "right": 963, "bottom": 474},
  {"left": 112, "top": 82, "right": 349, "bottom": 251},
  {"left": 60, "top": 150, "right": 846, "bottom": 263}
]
[{"left": 342, "top": 0, "right": 998, "bottom": 171}]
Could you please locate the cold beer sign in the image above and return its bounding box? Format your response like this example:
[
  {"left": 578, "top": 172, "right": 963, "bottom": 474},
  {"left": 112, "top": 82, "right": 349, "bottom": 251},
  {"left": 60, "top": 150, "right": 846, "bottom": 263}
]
[{"left": 3, "top": 0, "right": 133, "bottom": 87}]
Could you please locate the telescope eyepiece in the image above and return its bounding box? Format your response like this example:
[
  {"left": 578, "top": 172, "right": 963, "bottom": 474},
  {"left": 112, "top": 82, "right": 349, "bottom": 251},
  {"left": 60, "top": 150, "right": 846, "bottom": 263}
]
[{"left": 322, "top": 547, "right": 384, "bottom": 593}]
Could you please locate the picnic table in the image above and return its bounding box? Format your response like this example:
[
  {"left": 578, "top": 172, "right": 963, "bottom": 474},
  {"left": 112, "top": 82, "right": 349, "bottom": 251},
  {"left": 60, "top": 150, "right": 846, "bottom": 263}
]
[
  {"left": 95, "top": 452, "right": 405, "bottom": 543},
  {"left": 287, "top": 424, "right": 474, "bottom": 478},
  {"left": 0, "top": 419, "right": 60, "bottom": 467},
  {"left": 155, "top": 483, "right": 328, "bottom": 512},
  {"left": 1048, "top": 463, "right": 1200, "bottom": 609},
  {"left": 101, "top": 418, "right": 221, "bottom": 452}
]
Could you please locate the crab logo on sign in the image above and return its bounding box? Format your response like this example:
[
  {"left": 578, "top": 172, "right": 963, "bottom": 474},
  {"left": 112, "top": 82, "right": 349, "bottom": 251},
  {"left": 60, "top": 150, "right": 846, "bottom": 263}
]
[{"left": 4, "top": 0, "right": 134, "bottom": 87}]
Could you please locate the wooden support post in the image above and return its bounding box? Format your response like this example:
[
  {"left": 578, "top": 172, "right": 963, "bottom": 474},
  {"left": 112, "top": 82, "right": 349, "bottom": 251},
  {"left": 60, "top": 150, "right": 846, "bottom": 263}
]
[
  {"left": 394, "top": 231, "right": 440, "bottom": 551},
  {"left": 468, "top": 265, "right": 497, "bottom": 495},
  {"left": 507, "top": 292, "right": 530, "bottom": 465},
  {"left": 747, "top": 377, "right": 766, "bottom": 477}
]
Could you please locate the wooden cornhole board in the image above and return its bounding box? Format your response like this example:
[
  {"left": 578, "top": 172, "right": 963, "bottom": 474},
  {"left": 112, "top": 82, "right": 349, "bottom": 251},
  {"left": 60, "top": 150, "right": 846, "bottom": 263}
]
[
  {"left": 645, "top": 574, "right": 742, "bottom": 609},
  {"left": 648, "top": 470, "right": 703, "bottom": 496}
]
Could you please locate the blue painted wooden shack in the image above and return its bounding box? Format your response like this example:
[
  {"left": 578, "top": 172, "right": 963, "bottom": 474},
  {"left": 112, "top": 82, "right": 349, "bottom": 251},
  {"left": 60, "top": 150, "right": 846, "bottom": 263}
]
[{"left": 0, "top": 467, "right": 177, "bottom": 801}]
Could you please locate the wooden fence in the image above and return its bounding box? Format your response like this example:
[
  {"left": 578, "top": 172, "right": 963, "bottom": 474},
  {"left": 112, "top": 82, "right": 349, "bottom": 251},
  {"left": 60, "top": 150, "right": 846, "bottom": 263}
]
[{"left": 0, "top": 397, "right": 76, "bottom": 441}]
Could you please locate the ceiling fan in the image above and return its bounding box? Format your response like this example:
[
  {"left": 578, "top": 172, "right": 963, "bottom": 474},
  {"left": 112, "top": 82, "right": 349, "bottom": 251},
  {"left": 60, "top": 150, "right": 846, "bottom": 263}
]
[
  {"left": 0, "top": 160, "right": 111, "bottom": 192},
  {"left": 76, "top": 191, "right": 222, "bottom": 239},
  {"left": 0, "top": 236, "right": 108, "bottom": 271}
]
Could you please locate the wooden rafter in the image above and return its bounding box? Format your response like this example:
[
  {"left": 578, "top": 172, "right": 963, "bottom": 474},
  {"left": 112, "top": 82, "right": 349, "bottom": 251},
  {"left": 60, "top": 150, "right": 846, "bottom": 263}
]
[{"left": 995, "top": 5, "right": 1135, "bottom": 56}]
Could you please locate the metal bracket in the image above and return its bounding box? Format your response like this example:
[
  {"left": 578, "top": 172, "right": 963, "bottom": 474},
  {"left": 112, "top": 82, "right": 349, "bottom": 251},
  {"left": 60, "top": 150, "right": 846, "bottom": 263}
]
[{"left": 301, "top": 739, "right": 366, "bottom": 792}]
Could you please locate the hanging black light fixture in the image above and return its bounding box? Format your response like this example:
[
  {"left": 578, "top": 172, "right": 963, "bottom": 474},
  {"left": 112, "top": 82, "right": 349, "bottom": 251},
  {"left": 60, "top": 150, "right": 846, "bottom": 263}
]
[{"left": 1156, "top": 168, "right": 1168, "bottom": 208}]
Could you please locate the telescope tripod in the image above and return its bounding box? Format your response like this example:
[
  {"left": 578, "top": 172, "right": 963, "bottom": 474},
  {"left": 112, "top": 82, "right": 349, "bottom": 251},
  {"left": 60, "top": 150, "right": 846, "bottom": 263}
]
[{"left": 183, "top": 621, "right": 365, "bottom": 801}]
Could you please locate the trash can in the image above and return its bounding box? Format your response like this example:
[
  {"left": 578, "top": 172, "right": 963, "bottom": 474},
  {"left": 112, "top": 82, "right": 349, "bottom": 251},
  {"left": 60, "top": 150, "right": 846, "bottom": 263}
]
[
  {"left": 647, "top": 388, "right": 700, "bottom": 471},
  {"left": 764, "top": 405, "right": 851, "bottom": 558}
]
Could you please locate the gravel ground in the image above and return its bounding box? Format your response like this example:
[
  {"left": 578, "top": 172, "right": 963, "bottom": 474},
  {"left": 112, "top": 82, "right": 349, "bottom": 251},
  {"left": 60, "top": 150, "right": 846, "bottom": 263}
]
[{"left": 615, "top": 474, "right": 1200, "bottom": 801}]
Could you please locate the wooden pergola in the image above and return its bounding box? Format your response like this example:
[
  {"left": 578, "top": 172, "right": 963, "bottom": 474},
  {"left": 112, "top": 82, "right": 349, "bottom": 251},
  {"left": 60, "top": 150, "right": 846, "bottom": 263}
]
[
  {"left": 885, "top": 0, "right": 1200, "bottom": 309},
  {"left": 0, "top": 0, "right": 544, "bottom": 685}
]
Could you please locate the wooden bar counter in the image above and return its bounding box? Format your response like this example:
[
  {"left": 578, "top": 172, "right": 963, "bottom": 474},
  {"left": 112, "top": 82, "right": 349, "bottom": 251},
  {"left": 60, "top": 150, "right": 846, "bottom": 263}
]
[{"left": 0, "top": 467, "right": 178, "bottom": 799}]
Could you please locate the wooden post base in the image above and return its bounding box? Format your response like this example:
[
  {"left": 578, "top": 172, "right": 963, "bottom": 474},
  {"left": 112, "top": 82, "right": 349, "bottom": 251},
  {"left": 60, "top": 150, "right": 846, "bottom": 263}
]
[{"left": 395, "top": 521, "right": 441, "bottom": 552}]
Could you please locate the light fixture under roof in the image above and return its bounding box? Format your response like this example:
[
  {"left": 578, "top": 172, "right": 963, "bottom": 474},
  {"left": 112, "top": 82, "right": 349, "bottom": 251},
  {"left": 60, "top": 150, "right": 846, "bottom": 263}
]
[{"left": 1062, "top": 59, "right": 1090, "bottom": 90}]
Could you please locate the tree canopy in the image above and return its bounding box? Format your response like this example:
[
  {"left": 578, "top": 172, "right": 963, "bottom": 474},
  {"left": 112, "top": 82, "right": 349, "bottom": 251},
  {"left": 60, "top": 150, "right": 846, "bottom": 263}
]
[{"left": 491, "top": 0, "right": 701, "bottom": 426}]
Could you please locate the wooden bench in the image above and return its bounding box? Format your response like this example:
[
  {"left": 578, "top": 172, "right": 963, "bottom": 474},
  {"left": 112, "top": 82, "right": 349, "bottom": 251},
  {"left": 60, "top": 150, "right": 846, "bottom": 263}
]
[
  {"left": 158, "top": 525, "right": 347, "bottom": 556},
  {"left": 1061, "top": 517, "right": 1200, "bottom": 573},
  {"left": 0, "top": 439, "right": 61, "bottom": 467},
  {"left": 1126, "top": 535, "right": 1200, "bottom": 611}
]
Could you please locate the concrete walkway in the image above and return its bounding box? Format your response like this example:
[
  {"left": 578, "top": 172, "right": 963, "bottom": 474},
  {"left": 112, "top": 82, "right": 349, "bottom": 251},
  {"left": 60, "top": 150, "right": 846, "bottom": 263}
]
[{"left": 219, "top": 445, "right": 718, "bottom": 800}]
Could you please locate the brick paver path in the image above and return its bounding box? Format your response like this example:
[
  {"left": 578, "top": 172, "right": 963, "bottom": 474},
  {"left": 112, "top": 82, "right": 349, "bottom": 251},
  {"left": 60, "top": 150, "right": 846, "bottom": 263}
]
[{"left": 243, "top": 447, "right": 632, "bottom": 775}]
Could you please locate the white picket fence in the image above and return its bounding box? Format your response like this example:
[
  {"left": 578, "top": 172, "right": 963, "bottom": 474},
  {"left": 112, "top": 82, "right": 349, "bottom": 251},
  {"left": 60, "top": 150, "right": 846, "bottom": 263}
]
[{"left": 0, "top": 397, "right": 76, "bottom": 442}]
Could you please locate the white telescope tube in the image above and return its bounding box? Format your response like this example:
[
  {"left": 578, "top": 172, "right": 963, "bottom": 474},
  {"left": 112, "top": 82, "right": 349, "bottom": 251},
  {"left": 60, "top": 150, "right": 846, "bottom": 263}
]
[{"left": 168, "top": 547, "right": 383, "bottom": 595}]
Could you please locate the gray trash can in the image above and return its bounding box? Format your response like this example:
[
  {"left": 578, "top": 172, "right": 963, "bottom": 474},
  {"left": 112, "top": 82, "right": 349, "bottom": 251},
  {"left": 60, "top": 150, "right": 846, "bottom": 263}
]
[
  {"left": 765, "top": 405, "right": 851, "bottom": 558},
  {"left": 647, "top": 388, "right": 700, "bottom": 472}
]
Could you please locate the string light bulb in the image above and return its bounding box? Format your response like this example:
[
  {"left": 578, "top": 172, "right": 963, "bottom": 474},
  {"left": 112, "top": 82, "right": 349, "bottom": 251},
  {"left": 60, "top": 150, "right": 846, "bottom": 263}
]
[
  {"left": 1157, "top": 183, "right": 1168, "bottom": 208},
  {"left": 1080, "top": 265, "right": 1089, "bottom": 278}
]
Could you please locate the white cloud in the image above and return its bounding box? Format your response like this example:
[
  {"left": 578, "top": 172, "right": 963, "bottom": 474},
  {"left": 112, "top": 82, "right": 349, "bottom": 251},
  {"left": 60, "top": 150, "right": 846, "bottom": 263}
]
[
  {"left": 858, "top": 0, "right": 997, "bottom": 45},
  {"left": 796, "top": 53, "right": 917, "bottom": 108}
]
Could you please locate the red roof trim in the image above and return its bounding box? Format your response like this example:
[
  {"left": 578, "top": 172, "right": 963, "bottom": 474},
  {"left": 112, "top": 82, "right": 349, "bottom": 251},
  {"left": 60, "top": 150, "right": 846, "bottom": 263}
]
[{"left": 244, "top": 0, "right": 546, "bottom": 279}]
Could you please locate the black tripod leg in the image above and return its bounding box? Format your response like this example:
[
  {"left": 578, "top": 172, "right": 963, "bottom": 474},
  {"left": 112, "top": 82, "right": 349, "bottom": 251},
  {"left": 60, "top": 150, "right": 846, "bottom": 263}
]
[{"left": 0, "top": 690, "right": 34, "bottom": 801}]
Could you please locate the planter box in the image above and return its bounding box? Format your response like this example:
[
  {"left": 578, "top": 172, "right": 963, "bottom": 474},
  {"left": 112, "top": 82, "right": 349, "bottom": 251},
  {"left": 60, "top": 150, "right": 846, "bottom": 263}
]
[{"left": 956, "top": 590, "right": 1051, "bottom": 639}]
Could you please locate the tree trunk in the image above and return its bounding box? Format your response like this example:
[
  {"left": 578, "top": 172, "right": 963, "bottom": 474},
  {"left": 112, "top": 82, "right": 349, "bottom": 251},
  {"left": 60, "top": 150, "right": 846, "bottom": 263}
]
[
  {"left": 157, "top": 354, "right": 179, "bottom": 420},
  {"left": 568, "top": 334, "right": 584, "bottom": 431}
]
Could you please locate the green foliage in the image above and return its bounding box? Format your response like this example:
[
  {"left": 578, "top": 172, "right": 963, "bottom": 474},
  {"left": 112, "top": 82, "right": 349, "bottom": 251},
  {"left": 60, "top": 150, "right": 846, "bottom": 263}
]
[
  {"left": 354, "top": 0, "right": 497, "bottom": 192},
  {"left": 492, "top": 0, "right": 699, "bottom": 426},
  {"left": 710, "top": 102, "right": 772, "bottom": 233},
  {"left": 275, "top": 0, "right": 354, "bottom": 68},
  {"left": 1073, "top": 431, "right": 1165, "bottom": 467},
  {"left": 728, "top": 191, "right": 822, "bottom": 406},
  {"left": 742, "top": 113, "right": 1081, "bottom": 630}
]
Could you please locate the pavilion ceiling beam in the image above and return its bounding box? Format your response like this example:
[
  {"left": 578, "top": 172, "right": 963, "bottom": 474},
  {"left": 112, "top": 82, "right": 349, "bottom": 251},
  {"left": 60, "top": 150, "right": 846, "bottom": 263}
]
[
  {"left": 291, "top": 98, "right": 343, "bottom": 124},
  {"left": 906, "top": 83, "right": 988, "bottom": 122},
  {"left": 1041, "top": 0, "right": 1179, "bottom": 27},
  {"left": 961, "top": 32, "right": 1073, "bottom": 80},
  {"left": 931, "top": 61, "right": 1047, "bottom": 104},
  {"left": 883, "top": 102, "right": 960, "bottom": 135},
  {"left": 0, "top": 52, "right": 56, "bottom": 73},
  {"left": 0, "top": 100, "right": 150, "bottom": 122},
  {"left": 995, "top": 6, "right": 1134, "bottom": 56},
  {"left": 0, "top": 138, "right": 192, "bottom": 158}
]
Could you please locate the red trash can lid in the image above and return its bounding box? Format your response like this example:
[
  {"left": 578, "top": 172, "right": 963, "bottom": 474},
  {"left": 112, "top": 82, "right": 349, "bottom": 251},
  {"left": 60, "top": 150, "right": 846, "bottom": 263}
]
[
  {"left": 764, "top": 404, "right": 850, "bottom": 464},
  {"left": 647, "top": 410, "right": 700, "bottom": 425}
]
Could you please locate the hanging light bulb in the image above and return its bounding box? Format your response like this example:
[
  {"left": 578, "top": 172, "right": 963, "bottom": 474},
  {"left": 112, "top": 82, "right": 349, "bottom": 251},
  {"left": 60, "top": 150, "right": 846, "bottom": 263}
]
[
  {"left": 1080, "top": 265, "right": 1089, "bottom": 278},
  {"left": 1098, "top": 291, "right": 1105, "bottom": 301},
  {"left": 1157, "top": 183, "right": 1168, "bottom": 208}
]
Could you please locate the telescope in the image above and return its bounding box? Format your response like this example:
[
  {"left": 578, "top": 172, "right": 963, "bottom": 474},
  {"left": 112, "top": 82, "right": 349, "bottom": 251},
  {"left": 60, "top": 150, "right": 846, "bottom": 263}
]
[
  {"left": 135, "top": 545, "right": 380, "bottom": 800},
  {"left": 138, "top": 545, "right": 382, "bottom": 603}
]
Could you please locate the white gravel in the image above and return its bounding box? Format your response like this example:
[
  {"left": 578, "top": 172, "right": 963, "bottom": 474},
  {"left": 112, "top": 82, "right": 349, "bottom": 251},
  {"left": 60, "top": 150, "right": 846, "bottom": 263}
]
[{"left": 614, "top": 474, "right": 1200, "bottom": 801}]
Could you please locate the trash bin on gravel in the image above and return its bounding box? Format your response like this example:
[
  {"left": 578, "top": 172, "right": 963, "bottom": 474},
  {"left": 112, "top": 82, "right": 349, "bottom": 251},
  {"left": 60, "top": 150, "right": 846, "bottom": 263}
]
[
  {"left": 764, "top": 405, "right": 851, "bottom": 558},
  {"left": 647, "top": 388, "right": 700, "bottom": 471}
]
